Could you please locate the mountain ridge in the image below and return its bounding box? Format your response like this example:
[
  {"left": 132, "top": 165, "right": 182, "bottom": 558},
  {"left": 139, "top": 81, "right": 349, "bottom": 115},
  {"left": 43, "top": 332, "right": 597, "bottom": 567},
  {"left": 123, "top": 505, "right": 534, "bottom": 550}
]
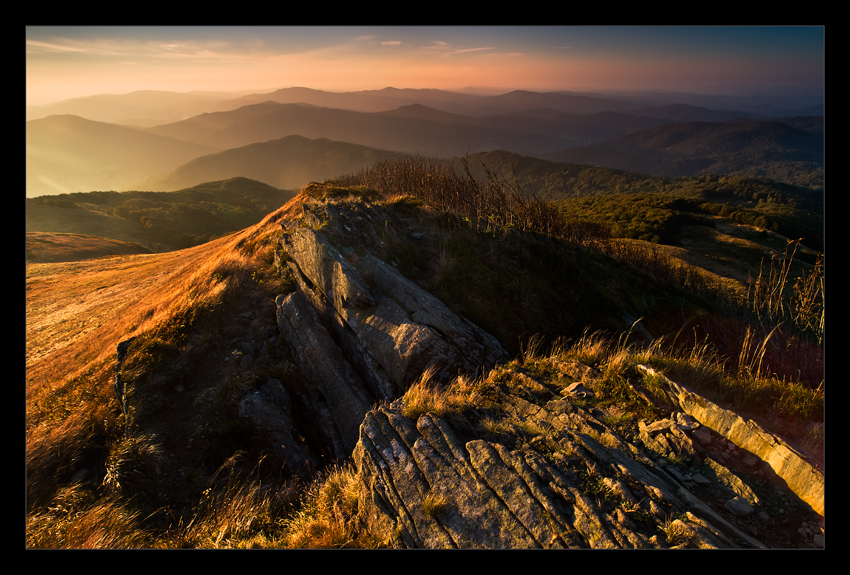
[
  {"left": 25, "top": 180, "right": 823, "bottom": 548},
  {"left": 27, "top": 87, "right": 824, "bottom": 199}
]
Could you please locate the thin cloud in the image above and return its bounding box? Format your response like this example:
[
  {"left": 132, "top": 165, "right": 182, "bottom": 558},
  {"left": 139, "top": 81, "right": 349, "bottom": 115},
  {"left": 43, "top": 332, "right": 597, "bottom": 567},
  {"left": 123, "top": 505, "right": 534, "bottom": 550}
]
[
  {"left": 27, "top": 33, "right": 259, "bottom": 63},
  {"left": 26, "top": 39, "right": 87, "bottom": 53},
  {"left": 26, "top": 38, "right": 126, "bottom": 56},
  {"left": 420, "top": 42, "right": 498, "bottom": 57},
  {"left": 479, "top": 52, "right": 524, "bottom": 58},
  {"left": 450, "top": 47, "right": 494, "bottom": 55},
  {"left": 422, "top": 41, "right": 451, "bottom": 50}
]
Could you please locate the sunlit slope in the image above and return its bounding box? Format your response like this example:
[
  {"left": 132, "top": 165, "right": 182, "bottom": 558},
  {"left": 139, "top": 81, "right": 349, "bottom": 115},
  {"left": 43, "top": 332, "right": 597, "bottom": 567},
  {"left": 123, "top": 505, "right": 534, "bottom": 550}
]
[
  {"left": 26, "top": 115, "right": 219, "bottom": 197},
  {"left": 26, "top": 232, "right": 153, "bottom": 263},
  {"left": 26, "top": 200, "right": 163, "bottom": 249},
  {"left": 25, "top": 196, "right": 299, "bottom": 399}
]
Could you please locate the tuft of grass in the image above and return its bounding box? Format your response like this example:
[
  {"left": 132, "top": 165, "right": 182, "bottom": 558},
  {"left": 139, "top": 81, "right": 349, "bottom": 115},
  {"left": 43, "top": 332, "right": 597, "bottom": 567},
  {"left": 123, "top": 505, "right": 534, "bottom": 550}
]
[
  {"left": 564, "top": 330, "right": 610, "bottom": 370},
  {"left": 103, "top": 433, "right": 166, "bottom": 499},
  {"left": 401, "top": 366, "right": 497, "bottom": 422},
  {"left": 303, "top": 182, "right": 383, "bottom": 203},
  {"left": 401, "top": 365, "right": 453, "bottom": 420},
  {"left": 277, "top": 463, "right": 392, "bottom": 549},
  {"left": 661, "top": 515, "right": 693, "bottom": 548},
  {"left": 388, "top": 194, "right": 425, "bottom": 214},
  {"left": 747, "top": 239, "right": 823, "bottom": 347},
  {"left": 421, "top": 490, "right": 450, "bottom": 519}
]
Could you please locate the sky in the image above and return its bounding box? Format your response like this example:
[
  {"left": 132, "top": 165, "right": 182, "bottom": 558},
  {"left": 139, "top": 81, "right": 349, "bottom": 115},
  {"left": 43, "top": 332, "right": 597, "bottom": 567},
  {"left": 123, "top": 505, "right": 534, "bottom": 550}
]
[{"left": 25, "top": 26, "right": 825, "bottom": 107}]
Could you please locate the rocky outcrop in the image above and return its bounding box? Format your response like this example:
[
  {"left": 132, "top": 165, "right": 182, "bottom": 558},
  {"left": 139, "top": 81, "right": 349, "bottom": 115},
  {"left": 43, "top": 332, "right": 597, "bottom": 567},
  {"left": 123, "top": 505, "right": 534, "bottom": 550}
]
[
  {"left": 257, "top": 191, "right": 508, "bottom": 470},
  {"left": 239, "top": 189, "right": 823, "bottom": 548},
  {"left": 275, "top": 290, "right": 374, "bottom": 457},
  {"left": 351, "top": 363, "right": 824, "bottom": 549},
  {"left": 279, "top": 203, "right": 507, "bottom": 389},
  {"left": 636, "top": 365, "right": 824, "bottom": 517},
  {"left": 238, "top": 378, "right": 318, "bottom": 478}
]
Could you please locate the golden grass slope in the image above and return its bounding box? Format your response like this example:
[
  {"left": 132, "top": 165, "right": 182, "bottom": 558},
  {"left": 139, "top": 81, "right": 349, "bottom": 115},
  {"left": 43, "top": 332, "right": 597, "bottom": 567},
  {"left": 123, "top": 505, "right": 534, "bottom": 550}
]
[
  {"left": 26, "top": 232, "right": 153, "bottom": 263},
  {"left": 25, "top": 194, "right": 301, "bottom": 402}
]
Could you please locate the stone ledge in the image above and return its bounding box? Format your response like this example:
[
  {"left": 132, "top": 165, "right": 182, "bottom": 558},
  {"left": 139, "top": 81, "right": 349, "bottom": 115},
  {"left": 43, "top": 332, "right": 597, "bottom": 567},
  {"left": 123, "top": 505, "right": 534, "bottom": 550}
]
[{"left": 636, "top": 365, "right": 824, "bottom": 517}]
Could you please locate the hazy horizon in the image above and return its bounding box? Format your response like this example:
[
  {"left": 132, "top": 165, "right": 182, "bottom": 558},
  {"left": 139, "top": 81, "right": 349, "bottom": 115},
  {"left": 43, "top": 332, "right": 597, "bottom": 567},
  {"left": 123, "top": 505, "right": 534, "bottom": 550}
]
[{"left": 26, "top": 26, "right": 825, "bottom": 108}]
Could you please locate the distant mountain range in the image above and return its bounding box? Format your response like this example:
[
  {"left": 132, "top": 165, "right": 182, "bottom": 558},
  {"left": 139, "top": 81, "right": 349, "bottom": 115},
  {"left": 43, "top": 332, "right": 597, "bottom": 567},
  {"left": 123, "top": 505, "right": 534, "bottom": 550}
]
[
  {"left": 128, "top": 135, "right": 400, "bottom": 192},
  {"left": 25, "top": 86, "right": 824, "bottom": 198},
  {"left": 25, "top": 89, "right": 258, "bottom": 127},
  {"left": 142, "top": 101, "right": 582, "bottom": 157},
  {"left": 27, "top": 86, "right": 823, "bottom": 125}
]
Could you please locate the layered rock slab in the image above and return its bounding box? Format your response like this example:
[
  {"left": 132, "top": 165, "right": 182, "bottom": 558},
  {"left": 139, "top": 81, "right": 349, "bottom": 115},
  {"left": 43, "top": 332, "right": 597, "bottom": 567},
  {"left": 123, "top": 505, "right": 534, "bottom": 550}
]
[
  {"left": 269, "top": 195, "right": 508, "bottom": 468},
  {"left": 275, "top": 291, "right": 373, "bottom": 457},
  {"left": 281, "top": 222, "right": 508, "bottom": 389},
  {"left": 637, "top": 365, "right": 824, "bottom": 518},
  {"left": 352, "top": 384, "right": 768, "bottom": 549}
]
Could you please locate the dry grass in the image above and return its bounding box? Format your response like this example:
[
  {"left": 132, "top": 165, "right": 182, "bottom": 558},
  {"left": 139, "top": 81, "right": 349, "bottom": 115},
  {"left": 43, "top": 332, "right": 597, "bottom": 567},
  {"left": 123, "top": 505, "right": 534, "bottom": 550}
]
[
  {"left": 401, "top": 365, "right": 455, "bottom": 420},
  {"left": 25, "top": 200, "right": 298, "bottom": 545},
  {"left": 102, "top": 433, "right": 166, "bottom": 498},
  {"left": 549, "top": 330, "right": 823, "bottom": 464},
  {"left": 421, "top": 490, "right": 450, "bottom": 519},
  {"left": 165, "top": 480, "right": 292, "bottom": 549},
  {"left": 26, "top": 357, "right": 118, "bottom": 512},
  {"left": 277, "top": 463, "right": 392, "bottom": 549},
  {"left": 401, "top": 365, "right": 497, "bottom": 422},
  {"left": 747, "top": 240, "right": 824, "bottom": 346},
  {"left": 334, "top": 154, "right": 596, "bottom": 245},
  {"left": 661, "top": 515, "right": 693, "bottom": 548},
  {"left": 27, "top": 485, "right": 152, "bottom": 549}
]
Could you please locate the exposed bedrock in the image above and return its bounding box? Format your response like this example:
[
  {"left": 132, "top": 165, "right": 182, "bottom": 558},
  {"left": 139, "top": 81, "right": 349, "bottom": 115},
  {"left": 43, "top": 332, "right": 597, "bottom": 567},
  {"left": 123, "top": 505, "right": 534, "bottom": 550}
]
[
  {"left": 352, "top": 383, "right": 772, "bottom": 549},
  {"left": 264, "top": 196, "right": 508, "bottom": 467},
  {"left": 636, "top": 365, "right": 824, "bottom": 518},
  {"left": 281, "top": 222, "right": 507, "bottom": 389}
]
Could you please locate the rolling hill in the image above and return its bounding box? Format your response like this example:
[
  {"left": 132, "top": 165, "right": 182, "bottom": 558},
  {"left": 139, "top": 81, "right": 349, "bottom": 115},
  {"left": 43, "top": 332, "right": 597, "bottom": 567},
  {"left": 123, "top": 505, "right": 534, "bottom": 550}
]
[
  {"left": 127, "top": 136, "right": 401, "bottom": 192},
  {"left": 142, "top": 101, "right": 574, "bottom": 157},
  {"left": 215, "top": 86, "right": 482, "bottom": 114},
  {"left": 25, "top": 89, "right": 258, "bottom": 126},
  {"left": 26, "top": 115, "right": 219, "bottom": 197},
  {"left": 214, "top": 86, "right": 645, "bottom": 117},
  {"left": 539, "top": 118, "right": 824, "bottom": 189},
  {"left": 27, "top": 177, "right": 296, "bottom": 252},
  {"left": 27, "top": 89, "right": 823, "bottom": 202}
]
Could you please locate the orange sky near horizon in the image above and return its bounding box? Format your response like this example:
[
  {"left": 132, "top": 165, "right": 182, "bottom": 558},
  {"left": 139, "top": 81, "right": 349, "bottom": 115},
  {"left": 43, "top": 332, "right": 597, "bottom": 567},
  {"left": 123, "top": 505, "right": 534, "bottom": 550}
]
[{"left": 25, "top": 26, "right": 825, "bottom": 107}]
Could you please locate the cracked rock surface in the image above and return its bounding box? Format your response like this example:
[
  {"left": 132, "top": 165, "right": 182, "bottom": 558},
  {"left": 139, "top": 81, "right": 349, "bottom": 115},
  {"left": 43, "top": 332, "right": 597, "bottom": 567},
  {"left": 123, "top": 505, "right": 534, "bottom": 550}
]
[{"left": 352, "top": 363, "right": 823, "bottom": 549}]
